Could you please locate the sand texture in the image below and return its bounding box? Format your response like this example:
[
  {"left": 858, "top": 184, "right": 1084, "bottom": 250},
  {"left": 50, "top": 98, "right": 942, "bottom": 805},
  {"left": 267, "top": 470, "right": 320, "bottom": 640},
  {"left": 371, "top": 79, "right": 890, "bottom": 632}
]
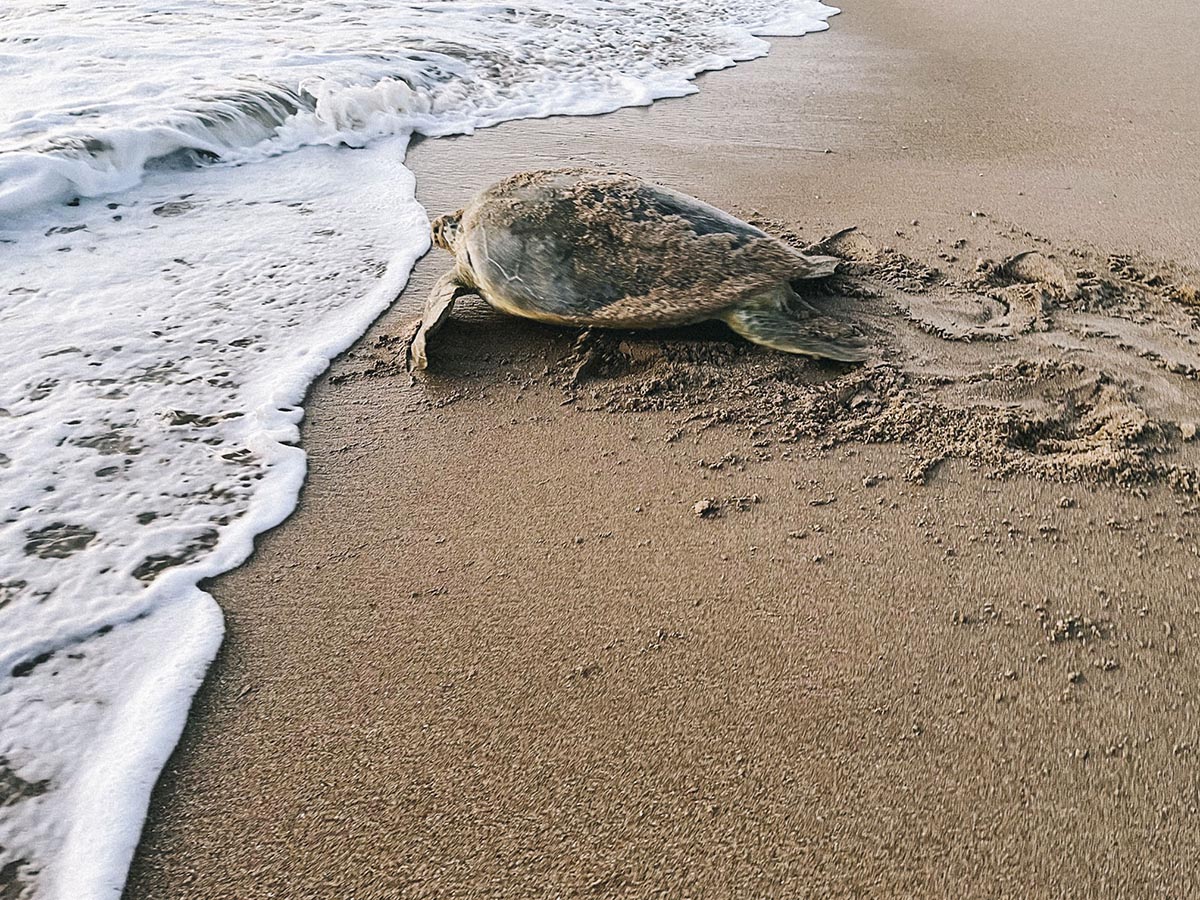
[{"left": 122, "top": 1, "right": 1200, "bottom": 898}]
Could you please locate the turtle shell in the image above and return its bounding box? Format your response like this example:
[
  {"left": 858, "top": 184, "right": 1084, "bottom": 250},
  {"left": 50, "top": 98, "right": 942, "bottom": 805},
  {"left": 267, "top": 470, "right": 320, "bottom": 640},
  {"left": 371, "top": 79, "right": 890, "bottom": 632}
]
[{"left": 457, "top": 168, "right": 832, "bottom": 328}]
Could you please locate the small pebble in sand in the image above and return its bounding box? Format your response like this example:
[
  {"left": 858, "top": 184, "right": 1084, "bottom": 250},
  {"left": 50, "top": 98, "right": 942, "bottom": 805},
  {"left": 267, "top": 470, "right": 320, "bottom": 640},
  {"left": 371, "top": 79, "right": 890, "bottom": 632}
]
[
  {"left": 693, "top": 499, "right": 719, "bottom": 518},
  {"left": 1068, "top": 670, "right": 1085, "bottom": 684},
  {"left": 971, "top": 210, "right": 987, "bottom": 218},
  {"left": 1181, "top": 422, "right": 1198, "bottom": 441},
  {"left": 1059, "top": 497, "right": 1076, "bottom": 508},
  {"left": 572, "top": 662, "right": 601, "bottom": 679}
]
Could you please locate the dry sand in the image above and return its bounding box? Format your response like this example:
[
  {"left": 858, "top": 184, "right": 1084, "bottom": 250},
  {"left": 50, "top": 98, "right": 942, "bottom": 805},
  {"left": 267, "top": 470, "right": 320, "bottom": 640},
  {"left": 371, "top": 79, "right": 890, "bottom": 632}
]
[{"left": 125, "top": 2, "right": 1200, "bottom": 897}]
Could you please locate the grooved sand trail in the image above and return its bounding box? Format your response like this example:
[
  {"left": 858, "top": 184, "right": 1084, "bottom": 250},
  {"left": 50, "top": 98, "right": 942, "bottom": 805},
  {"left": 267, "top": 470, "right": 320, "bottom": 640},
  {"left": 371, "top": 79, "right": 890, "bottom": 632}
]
[{"left": 125, "top": 1, "right": 1200, "bottom": 898}]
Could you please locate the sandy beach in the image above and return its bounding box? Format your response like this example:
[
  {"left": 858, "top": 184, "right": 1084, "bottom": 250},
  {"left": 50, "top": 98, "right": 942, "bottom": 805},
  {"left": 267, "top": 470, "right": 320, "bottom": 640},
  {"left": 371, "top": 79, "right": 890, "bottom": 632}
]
[{"left": 125, "top": 2, "right": 1200, "bottom": 897}]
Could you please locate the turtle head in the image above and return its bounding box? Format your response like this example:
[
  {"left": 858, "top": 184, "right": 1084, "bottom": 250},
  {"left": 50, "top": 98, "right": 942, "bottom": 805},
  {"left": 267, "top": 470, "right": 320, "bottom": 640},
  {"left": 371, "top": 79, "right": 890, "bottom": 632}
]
[{"left": 431, "top": 209, "right": 464, "bottom": 252}]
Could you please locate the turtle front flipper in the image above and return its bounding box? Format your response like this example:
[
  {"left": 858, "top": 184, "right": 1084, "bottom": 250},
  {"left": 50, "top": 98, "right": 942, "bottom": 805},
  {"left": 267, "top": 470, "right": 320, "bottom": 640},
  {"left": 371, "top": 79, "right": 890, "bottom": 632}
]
[
  {"left": 723, "top": 288, "right": 867, "bottom": 363},
  {"left": 407, "top": 271, "right": 474, "bottom": 372}
]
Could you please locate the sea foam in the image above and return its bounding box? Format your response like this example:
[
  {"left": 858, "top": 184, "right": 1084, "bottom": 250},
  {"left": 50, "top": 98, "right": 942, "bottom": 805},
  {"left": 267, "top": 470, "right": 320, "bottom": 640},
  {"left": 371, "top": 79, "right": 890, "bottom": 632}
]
[{"left": 0, "top": 1, "right": 838, "bottom": 896}]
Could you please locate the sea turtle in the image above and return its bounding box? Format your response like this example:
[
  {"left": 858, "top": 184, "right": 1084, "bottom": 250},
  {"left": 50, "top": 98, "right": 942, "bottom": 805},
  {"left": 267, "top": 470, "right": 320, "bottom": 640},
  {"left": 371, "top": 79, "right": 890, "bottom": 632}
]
[{"left": 406, "top": 168, "right": 866, "bottom": 369}]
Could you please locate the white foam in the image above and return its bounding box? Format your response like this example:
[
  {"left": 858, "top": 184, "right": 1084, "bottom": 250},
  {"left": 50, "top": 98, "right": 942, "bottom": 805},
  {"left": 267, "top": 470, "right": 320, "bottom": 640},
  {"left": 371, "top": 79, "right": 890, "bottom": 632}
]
[
  {"left": 0, "top": 1, "right": 839, "bottom": 896},
  {"left": 0, "top": 0, "right": 837, "bottom": 219},
  {"left": 0, "top": 140, "right": 432, "bottom": 898}
]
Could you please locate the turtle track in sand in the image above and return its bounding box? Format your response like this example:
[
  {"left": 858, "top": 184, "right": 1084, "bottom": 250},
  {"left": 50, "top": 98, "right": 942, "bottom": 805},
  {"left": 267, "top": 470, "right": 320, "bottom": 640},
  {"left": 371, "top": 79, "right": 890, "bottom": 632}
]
[
  {"left": 367, "top": 221, "right": 1200, "bottom": 496},
  {"left": 549, "top": 227, "right": 1200, "bottom": 495}
]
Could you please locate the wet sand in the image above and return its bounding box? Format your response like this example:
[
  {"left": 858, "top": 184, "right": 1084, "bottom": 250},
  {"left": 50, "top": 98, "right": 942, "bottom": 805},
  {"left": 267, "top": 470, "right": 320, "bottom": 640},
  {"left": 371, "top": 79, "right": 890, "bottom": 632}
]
[{"left": 126, "top": 1, "right": 1200, "bottom": 897}]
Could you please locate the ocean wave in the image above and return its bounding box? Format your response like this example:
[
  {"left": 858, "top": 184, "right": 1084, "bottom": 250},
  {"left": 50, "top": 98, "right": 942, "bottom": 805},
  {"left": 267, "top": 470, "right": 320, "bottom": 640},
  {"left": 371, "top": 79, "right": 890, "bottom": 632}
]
[{"left": 0, "top": 0, "right": 837, "bottom": 221}]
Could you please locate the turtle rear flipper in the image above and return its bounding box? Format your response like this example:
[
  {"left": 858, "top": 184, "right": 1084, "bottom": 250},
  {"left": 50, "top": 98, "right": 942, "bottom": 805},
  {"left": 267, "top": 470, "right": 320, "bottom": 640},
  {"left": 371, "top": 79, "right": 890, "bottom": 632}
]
[{"left": 723, "top": 290, "right": 867, "bottom": 363}]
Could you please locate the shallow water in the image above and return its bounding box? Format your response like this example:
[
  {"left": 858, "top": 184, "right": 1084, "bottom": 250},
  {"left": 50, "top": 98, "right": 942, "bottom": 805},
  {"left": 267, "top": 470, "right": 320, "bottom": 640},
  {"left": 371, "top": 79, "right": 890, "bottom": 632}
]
[{"left": 0, "top": 1, "right": 839, "bottom": 896}]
